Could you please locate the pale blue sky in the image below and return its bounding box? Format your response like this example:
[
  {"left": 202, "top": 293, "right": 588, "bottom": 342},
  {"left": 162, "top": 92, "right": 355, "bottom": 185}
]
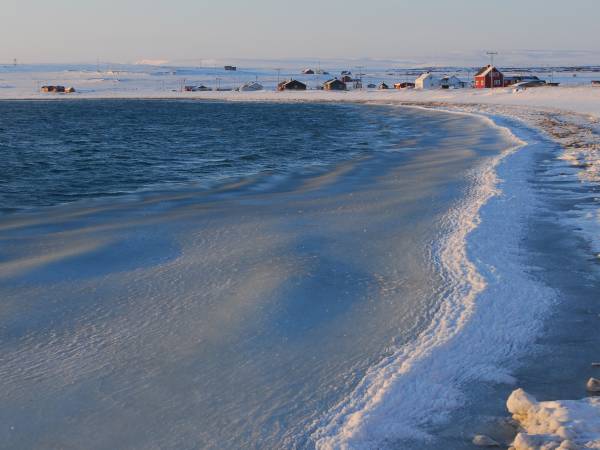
[{"left": 2, "top": 0, "right": 599, "bottom": 64}]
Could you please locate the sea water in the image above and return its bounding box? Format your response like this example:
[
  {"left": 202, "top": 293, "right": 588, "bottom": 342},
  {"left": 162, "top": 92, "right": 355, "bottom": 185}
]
[{"left": 0, "top": 100, "right": 525, "bottom": 449}]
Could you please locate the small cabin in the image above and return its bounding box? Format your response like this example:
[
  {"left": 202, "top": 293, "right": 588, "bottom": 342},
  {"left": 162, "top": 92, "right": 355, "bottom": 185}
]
[
  {"left": 440, "top": 76, "right": 464, "bottom": 89},
  {"left": 378, "top": 82, "right": 389, "bottom": 90},
  {"left": 474, "top": 65, "right": 504, "bottom": 88},
  {"left": 394, "top": 82, "right": 415, "bottom": 89},
  {"left": 65, "top": 87, "right": 76, "bottom": 93},
  {"left": 415, "top": 72, "right": 441, "bottom": 90},
  {"left": 591, "top": 80, "right": 600, "bottom": 86},
  {"left": 303, "top": 68, "right": 315, "bottom": 75},
  {"left": 224, "top": 65, "right": 237, "bottom": 71},
  {"left": 277, "top": 79, "right": 307, "bottom": 91},
  {"left": 184, "top": 85, "right": 211, "bottom": 92},
  {"left": 323, "top": 78, "right": 347, "bottom": 91},
  {"left": 239, "top": 81, "right": 264, "bottom": 92},
  {"left": 41, "top": 85, "right": 66, "bottom": 93},
  {"left": 340, "top": 75, "right": 353, "bottom": 83}
]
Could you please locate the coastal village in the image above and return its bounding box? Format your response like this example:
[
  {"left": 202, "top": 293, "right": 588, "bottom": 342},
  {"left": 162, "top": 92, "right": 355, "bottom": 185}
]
[{"left": 33, "top": 61, "right": 600, "bottom": 96}]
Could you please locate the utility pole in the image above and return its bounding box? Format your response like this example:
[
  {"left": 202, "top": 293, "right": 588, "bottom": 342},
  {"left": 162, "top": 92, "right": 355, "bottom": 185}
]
[
  {"left": 13, "top": 58, "right": 17, "bottom": 66},
  {"left": 275, "top": 68, "right": 281, "bottom": 89},
  {"left": 356, "top": 65, "right": 365, "bottom": 90},
  {"left": 486, "top": 51, "right": 498, "bottom": 88}
]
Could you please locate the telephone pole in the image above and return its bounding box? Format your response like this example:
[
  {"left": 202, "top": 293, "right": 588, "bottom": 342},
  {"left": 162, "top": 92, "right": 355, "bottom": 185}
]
[
  {"left": 486, "top": 51, "right": 499, "bottom": 88},
  {"left": 356, "top": 65, "right": 365, "bottom": 90},
  {"left": 486, "top": 51, "right": 498, "bottom": 68}
]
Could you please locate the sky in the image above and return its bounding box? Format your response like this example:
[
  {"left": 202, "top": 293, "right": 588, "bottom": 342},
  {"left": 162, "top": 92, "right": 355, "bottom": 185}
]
[{"left": 2, "top": 0, "right": 600, "bottom": 66}]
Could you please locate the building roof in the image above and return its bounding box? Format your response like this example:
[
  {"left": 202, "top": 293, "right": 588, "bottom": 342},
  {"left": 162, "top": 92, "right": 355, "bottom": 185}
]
[
  {"left": 475, "top": 65, "right": 502, "bottom": 77},
  {"left": 279, "top": 79, "right": 306, "bottom": 86},
  {"left": 278, "top": 79, "right": 307, "bottom": 90},
  {"left": 416, "top": 72, "right": 434, "bottom": 81},
  {"left": 441, "top": 76, "right": 463, "bottom": 84}
]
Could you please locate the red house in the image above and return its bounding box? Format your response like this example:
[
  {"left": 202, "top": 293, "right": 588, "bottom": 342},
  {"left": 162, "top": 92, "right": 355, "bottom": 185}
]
[{"left": 474, "top": 65, "right": 504, "bottom": 88}]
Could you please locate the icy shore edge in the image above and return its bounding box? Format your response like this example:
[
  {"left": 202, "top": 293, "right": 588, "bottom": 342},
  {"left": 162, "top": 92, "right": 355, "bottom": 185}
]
[{"left": 507, "top": 389, "right": 600, "bottom": 450}]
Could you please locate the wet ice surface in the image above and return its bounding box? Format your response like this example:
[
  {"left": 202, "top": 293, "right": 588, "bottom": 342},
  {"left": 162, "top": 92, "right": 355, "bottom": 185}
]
[{"left": 0, "top": 103, "right": 513, "bottom": 449}]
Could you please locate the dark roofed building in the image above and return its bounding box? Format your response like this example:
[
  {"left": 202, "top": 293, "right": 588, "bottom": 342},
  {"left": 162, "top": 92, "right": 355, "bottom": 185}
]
[
  {"left": 378, "top": 82, "right": 389, "bottom": 90},
  {"left": 277, "top": 79, "right": 307, "bottom": 91},
  {"left": 323, "top": 78, "right": 346, "bottom": 91}
]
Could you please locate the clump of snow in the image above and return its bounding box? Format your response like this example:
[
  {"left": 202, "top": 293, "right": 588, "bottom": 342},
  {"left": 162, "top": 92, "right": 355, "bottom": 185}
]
[{"left": 507, "top": 388, "right": 600, "bottom": 449}]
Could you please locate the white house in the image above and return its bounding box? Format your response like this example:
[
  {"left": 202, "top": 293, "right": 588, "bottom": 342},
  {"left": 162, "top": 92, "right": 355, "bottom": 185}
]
[
  {"left": 440, "top": 75, "right": 466, "bottom": 89},
  {"left": 239, "top": 81, "right": 264, "bottom": 92},
  {"left": 415, "top": 72, "right": 441, "bottom": 90}
]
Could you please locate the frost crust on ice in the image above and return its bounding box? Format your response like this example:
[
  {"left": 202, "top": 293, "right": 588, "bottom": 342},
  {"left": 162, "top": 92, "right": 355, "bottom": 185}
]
[{"left": 507, "top": 388, "right": 600, "bottom": 449}]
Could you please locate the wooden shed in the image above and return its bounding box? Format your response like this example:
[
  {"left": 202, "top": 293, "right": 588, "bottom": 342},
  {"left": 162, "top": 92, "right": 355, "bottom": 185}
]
[
  {"left": 323, "top": 78, "right": 347, "bottom": 91},
  {"left": 277, "top": 79, "right": 307, "bottom": 91}
]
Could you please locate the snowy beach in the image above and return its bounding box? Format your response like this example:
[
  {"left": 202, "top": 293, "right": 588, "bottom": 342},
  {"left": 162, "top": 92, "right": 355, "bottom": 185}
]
[{"left": 1, "top": 67, "right": 600, "bottom": 449}]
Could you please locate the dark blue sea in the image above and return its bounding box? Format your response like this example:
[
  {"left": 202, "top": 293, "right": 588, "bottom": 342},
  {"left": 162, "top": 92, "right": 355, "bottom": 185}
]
[{"left": 0, "top": 100, "right": 414, "bottom": 213}]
